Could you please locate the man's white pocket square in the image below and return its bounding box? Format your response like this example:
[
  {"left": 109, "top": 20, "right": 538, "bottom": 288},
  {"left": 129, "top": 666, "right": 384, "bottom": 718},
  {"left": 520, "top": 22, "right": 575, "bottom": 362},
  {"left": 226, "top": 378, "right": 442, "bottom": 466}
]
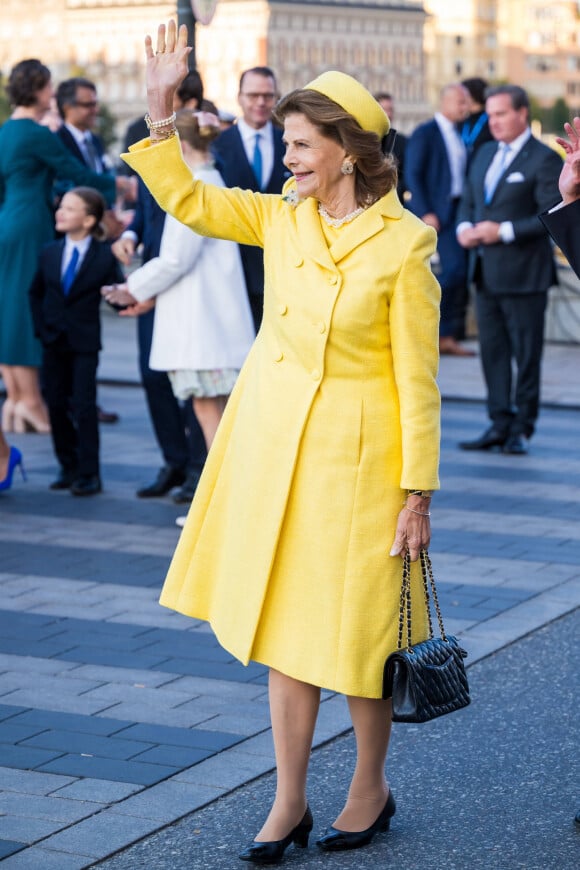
[{"left": 506, "top": 172, "right": 525, "bottom": 183}]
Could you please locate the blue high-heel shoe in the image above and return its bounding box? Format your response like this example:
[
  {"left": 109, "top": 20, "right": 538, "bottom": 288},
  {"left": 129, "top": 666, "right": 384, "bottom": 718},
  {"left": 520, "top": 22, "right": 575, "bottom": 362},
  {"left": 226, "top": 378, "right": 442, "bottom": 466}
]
[{"left": 0, "top": 446, "right": 26, "bottom": 491}]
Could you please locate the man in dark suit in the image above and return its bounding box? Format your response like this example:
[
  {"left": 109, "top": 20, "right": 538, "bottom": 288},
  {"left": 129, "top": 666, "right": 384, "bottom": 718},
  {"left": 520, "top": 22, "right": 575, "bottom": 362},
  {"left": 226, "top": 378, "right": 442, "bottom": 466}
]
[
  {"left": 54, "top": 77, "right": 123, "bottom": 425},
  {"left": 457, "top": 85, "right": 562, "bottom": 455},
  {"left": 54, "top": 78, "right": 123, "bottom": 232},
  {"left": 112, "top": 180, "right": 207, "bottom": 502},
  {"left": 212, "top": 66, "right": 291, "bottom": 331},
  {"left": 406, "top": 83, "right": 473, "bottom": 356}
]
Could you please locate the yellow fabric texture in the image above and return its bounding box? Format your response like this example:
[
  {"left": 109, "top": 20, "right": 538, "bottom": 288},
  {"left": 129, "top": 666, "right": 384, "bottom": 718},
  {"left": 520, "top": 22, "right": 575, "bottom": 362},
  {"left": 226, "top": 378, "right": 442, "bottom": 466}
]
[
  {"left": 124, "top": 136, "right": 441, "bottom": 699},
  {"left": 304, "top": 70, "right": 390, "bottom": 138}
]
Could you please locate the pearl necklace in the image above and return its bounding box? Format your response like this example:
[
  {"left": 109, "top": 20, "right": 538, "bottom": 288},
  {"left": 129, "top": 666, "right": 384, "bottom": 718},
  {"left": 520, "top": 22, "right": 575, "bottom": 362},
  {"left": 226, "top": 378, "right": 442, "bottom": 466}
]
[{"left": 318, "top": 203, "right": 365, "bottom": 228}]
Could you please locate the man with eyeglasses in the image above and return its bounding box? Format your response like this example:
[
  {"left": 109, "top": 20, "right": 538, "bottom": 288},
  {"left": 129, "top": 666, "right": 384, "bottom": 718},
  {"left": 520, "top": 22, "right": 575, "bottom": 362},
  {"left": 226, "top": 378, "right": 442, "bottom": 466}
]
[
  {"left": 213, "top": 66, "right": 291, "bottom": 331},
  {"left": 54, "top": 77, "right": 124, "bottom": 424},
  {"left": 55, "top": 79, "right": 110, "bottom": 177}
]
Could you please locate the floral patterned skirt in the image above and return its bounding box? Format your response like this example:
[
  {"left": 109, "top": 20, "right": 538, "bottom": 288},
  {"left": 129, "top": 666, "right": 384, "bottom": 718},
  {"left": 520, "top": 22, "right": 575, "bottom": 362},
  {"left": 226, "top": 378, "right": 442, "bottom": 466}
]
[{"left": 169, "top": 368, "right": 240, "bottom": 400}]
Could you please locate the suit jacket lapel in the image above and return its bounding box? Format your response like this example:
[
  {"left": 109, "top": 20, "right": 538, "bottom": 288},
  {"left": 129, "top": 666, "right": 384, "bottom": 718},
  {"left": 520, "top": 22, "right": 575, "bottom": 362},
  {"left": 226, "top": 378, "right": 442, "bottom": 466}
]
[
  {"left": 232, "top": 127, "right": 257, "bottom": 190},
  {"left": 61, "top": 126, "right": 88, "bottom": 167},
  {"left": 54, "top": 240, "right": 66, "bottom": 284}
]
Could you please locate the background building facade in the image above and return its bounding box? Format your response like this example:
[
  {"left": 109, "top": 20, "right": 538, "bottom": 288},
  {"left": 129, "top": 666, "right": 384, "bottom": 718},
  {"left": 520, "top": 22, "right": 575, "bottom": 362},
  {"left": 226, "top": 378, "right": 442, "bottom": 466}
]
[
  {"left": 1, "top": 0, "right": 579, "bottom": 146},
  {"left": 196, "top": 0, "right": 429, "bottom": 132},
  {"left": 425, "top": 0, "right": 580, "bottom": 114}
]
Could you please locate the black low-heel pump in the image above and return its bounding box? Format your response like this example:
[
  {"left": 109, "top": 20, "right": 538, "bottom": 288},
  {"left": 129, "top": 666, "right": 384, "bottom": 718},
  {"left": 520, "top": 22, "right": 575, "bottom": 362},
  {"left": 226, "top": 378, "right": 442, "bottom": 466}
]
[
  {"left": 316, "top": 790, "right": 396, "bottom": 852},
  {"left": 239, "top": 805, "right": 313, "bottom": 865}
]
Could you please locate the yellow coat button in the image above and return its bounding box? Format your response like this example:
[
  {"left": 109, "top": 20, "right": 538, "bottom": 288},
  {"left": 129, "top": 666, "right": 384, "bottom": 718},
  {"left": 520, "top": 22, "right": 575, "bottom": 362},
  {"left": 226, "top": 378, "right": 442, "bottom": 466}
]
[
  {"left": 311, "top": 368, "right": 321, "bottom": 380},
  {"left": 274, "top": 351, "right": 284, "bottom": 362},
  {"left": 318, "top": 321, "right": 326, "bottom": 334},
  {"left": 295, "top": 258, "right": 304, "bottom": 268},
  {"left": 278, "top": 303, "right": 288, "bottom": 316},
  {"left": 329, "top": 275, "right": 338, "bottom": 285}
]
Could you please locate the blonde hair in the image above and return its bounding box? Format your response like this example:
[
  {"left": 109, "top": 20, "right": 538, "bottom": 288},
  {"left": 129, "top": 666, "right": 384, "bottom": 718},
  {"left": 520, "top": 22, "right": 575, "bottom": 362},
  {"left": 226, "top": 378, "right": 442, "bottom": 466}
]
[{"left": 175, "top": 110, "right": 220, "bottom": 152}]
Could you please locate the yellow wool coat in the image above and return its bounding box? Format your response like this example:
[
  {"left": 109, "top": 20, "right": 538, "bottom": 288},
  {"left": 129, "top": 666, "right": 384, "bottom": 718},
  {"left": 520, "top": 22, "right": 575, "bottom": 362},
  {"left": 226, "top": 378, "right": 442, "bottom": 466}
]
[{"left": 124, "top": 136, "right": 441, "bottom": 699}]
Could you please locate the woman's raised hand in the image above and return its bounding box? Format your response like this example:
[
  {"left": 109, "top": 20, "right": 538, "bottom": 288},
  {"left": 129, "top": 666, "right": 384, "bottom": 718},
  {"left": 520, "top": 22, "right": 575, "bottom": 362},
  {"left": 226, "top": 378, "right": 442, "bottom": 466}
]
[
  {"left": 555, "top": 116, "right": 580, "bottom": 205},
  {"left": 145, "top": 21, "right": 192, "bottom": 110}
]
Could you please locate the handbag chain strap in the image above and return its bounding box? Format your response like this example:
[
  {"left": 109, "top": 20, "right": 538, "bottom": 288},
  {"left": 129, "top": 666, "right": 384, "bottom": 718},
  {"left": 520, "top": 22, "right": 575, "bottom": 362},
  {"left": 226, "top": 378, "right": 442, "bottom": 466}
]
[{"left": 397, "top": 550, "right": 449, "bottom": 652}]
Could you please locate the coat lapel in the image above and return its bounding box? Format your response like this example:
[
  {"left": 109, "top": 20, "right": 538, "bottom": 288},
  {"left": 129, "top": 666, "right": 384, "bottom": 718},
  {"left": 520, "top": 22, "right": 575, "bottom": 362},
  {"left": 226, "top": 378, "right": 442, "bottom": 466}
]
[
  {"left": 294, "top": 198, "right": 336, "bottom": 271},
  {"left": 294, "top": 189, "right": 404, "bottom": 270},
  {"left": 329, "top": 190, "right": 403, "bottom": 264}
]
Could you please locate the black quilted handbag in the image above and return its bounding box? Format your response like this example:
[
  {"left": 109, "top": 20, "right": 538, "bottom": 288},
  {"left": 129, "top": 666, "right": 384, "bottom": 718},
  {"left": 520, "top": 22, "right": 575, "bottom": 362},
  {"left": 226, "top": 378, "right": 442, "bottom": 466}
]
[{"left": 382, "top": 550, "right": 470, "bottom": 723}]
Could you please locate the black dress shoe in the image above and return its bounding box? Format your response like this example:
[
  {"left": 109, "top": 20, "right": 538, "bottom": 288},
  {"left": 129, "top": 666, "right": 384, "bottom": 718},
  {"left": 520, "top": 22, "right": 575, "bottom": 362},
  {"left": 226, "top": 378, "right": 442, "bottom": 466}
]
[
  {"left": 239, "top": 806, "right": 313, "bottom": 864},
  {"left": 503, "top": 434, "right": 529, "bottom": 455},
  {"left": 49, "top": 468, "right": 78, "bottom": 490},
  {"left": 458, "top": 426, "right": 507, "bottom": 451},
  {"left": 316, "top": 791, "right": 396, "bottom": 852},
  {"left": 172, "top": 469, "right": 201, "bottom": 504},
  {"left": 71, "top": 475, "right": 102, "bottom": 496},
  {"left": 136, "top": 465, "right": 186, "bottom": 498},
  {"left": 97, "top": 406, "right": 120, "bottom": 424}
]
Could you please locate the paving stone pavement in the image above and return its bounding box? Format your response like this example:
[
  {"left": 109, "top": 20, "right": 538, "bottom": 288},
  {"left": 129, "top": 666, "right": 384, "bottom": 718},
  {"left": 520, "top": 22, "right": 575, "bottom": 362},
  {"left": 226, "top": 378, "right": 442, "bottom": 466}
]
[{"left": 1, "top": 311, "right": 580, "bottom": 867}]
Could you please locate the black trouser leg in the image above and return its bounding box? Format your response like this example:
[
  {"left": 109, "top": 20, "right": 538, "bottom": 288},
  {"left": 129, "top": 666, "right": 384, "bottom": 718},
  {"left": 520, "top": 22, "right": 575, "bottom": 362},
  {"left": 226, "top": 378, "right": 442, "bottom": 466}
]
[
  {"left": 475, "top": 287, "right": 514, "bottom": 435},
  {"left": 43, "top": 343, "right": 79, "bottom": 474},
  {"left": 70, "top": 351, "right": 100, "bottom": 476},
  {"left": 137, "top": 309, "right": 189, "bottom": 471},
  {"left": 500, "top": 293, "right": 547, "bottom": 438}
]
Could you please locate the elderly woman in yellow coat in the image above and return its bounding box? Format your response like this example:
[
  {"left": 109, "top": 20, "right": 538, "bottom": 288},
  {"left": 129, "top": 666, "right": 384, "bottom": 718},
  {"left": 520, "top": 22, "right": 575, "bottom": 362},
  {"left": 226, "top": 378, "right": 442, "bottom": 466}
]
[{"left": 119, "top": 21, "right": 441, "bottom": 866}]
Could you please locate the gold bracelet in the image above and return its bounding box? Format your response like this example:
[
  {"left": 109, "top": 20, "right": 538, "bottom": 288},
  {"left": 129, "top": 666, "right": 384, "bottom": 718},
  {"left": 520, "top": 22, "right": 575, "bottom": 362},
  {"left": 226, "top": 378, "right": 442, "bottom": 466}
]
[
  {"left": 144, "top": 111, "right": 177, "bottom": 130},
  {"left": 150, "top": 127, "right": 177, "bottom": 142}
]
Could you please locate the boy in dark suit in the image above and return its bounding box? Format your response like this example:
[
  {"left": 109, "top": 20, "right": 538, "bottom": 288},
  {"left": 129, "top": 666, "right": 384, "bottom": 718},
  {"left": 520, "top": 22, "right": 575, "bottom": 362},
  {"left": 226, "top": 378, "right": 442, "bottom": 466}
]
[{"left": 29, "top": 187, "right": 124, "bottom": 495}]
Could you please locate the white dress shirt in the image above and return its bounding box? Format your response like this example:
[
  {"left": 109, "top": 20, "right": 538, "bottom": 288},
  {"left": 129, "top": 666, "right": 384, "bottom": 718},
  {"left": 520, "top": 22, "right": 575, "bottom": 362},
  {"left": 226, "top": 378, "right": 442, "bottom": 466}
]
[
  {"left": 237, "top": 118, "right": 275, "bottom": 189},
  {"left": 435, "top": 112, "right": 467, "bottom": 198},
  {"left": 61, "top": 234, "right": 92, "bottom": 279},
  {"left": 457, "top": 127, "right": 531, "bottom": 244}
]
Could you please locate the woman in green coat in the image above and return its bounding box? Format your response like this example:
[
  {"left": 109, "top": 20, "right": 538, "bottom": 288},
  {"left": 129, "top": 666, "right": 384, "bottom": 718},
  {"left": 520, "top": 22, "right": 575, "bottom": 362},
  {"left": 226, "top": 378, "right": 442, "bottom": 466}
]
[
  {"left": 0, "top": 59, "right": 115, "bottom": 434},
  {"left": 121, "top": 22, "right": 441, "bottom": 865}
]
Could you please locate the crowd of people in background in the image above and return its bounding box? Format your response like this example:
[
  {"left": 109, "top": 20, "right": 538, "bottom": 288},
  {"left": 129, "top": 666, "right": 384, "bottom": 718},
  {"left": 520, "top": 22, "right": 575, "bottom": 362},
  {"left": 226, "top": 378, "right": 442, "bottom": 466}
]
[{"left": 0, "top": 51, "right": 571, "bottom": 501}]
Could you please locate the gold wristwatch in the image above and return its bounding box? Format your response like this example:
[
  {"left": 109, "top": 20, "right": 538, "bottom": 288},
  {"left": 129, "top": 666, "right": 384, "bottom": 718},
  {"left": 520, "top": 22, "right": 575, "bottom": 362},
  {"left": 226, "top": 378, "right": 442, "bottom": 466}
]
[{"left": 407, "top": 490, "right": 433, "bottom": 499}]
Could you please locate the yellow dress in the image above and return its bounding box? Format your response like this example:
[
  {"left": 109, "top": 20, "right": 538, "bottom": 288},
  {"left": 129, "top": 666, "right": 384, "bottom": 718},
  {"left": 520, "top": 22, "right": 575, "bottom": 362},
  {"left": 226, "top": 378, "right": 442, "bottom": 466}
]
[{"left": 124, "top": 137, "right": 442, "bottom": 699}]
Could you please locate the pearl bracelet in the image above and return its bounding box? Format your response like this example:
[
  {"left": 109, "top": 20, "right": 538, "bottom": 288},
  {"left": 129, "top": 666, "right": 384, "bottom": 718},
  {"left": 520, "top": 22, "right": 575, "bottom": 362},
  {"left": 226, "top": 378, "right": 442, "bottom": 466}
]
[{"left": 144, "top": 111, "right": 177, "bottom": 130}]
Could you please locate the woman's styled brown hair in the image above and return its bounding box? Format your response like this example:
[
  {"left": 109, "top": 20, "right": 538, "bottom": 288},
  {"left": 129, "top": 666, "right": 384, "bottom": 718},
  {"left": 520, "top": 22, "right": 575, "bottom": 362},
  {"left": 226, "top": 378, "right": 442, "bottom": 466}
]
[
  {"left": 273, "top": 89, "right": 397, "bottom": 206},
  {"left": 175, "top": 110, "right": 220, "bottom": 151},
  {"left": 68, "top": 187, "right": 107, "bottom": 240},
  {"left": 7, "top": 59, "right": 51, "bottom": 108}
]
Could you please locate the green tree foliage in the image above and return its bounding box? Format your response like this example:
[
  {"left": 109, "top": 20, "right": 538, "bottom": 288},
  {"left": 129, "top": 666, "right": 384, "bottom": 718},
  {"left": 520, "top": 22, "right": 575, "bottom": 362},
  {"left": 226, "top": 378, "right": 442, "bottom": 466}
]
[
  {"left": 97, "top": 102, "right": 117, "bottom": 150},
  {"left": 550, "top": 97, "right": 570, "bottom": 132},
  {"left": 0, "top": 75, "right": 10, "bottom": 126}
]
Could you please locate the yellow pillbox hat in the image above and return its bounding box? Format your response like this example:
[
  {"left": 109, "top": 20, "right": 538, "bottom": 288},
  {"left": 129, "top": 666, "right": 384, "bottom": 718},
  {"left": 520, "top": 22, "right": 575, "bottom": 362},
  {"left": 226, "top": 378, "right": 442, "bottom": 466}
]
[{"left": 304, "top": 70, "right": 390, "bottom": 138}]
